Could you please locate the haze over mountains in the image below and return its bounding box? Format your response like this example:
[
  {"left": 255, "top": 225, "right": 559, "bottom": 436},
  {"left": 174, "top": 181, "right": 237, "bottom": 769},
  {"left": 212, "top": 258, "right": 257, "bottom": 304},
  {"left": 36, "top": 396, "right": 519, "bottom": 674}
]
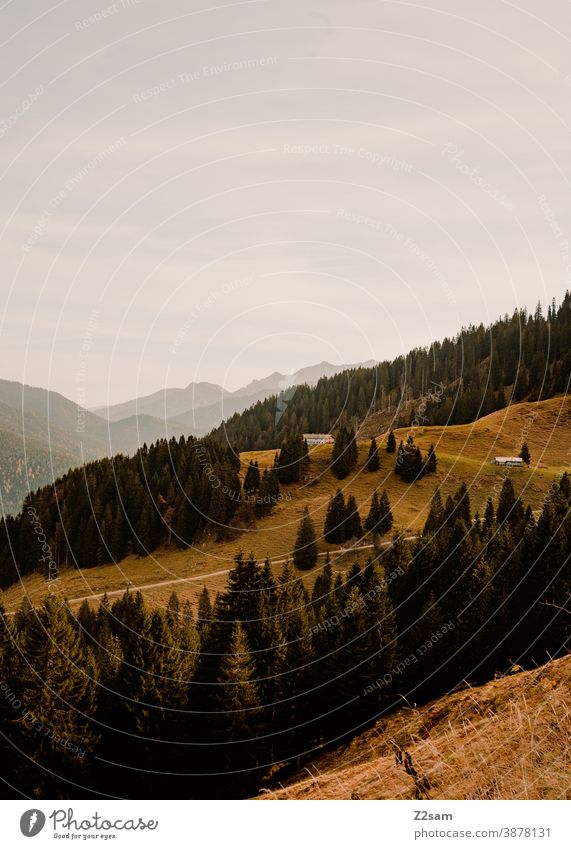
[
  {"left": 93, "top": 360, "right": 376, "bottom": 424},
  {"left": 0, "top": 360, "right": 373, "bottom": 516}
]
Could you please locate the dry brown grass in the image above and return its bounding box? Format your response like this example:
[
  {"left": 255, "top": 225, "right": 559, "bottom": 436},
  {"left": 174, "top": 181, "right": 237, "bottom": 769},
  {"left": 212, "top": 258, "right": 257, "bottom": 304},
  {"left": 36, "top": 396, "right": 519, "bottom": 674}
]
[{"left": 258, "top": 654, "right": 571, "bottom": 800}]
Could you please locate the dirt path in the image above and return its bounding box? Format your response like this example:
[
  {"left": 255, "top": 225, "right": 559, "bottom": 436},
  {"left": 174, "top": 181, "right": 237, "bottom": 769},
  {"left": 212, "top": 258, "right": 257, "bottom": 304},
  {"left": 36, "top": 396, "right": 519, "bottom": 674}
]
[{"left": 69, "top": 537, "right": 417, "bottom": 605}]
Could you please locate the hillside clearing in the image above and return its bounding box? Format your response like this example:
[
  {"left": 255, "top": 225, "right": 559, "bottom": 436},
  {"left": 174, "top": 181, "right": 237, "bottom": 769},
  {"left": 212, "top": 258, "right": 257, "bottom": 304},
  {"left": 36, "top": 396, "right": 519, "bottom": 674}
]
[{"left": 2, "top": 395, "right": 569, "bottom": 614}]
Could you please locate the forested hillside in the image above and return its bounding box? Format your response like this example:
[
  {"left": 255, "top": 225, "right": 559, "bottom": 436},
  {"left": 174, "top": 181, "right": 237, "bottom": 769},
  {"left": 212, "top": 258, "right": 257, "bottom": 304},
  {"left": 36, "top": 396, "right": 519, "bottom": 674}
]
[
  {"left": 0, "top": 435, "right": 248, "bottom": 589},
  {"left": 213, "top": 296, "right": 571, "bottom": 450},
  {"left": 1, "top": 473, "right": 569, "bottom": 799}
]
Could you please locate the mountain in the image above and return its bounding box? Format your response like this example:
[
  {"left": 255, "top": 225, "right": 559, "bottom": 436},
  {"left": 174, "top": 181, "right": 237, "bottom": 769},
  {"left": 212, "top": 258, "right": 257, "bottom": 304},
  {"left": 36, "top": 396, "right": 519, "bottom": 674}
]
[
  {"left": 0, "top": 380, "right": 189, "bottom": 515},
  {"left": 0, "top": 428, "right": 79, "bottom": 517},
  {"left": 94, "top": 360, "right": 377, "bottom": 432},
  {"left": 0, "top": 360, "right": 375, "bottom": 515},
  {"left": 92, "top": 381, "right": 227, "bottom": 423}
]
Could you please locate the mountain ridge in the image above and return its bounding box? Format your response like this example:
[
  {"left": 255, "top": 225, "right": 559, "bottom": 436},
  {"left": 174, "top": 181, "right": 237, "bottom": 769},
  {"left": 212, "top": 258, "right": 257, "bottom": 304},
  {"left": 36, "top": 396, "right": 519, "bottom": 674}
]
[{"left": 91, "top": 359, "right": 377, "bottom": 423}]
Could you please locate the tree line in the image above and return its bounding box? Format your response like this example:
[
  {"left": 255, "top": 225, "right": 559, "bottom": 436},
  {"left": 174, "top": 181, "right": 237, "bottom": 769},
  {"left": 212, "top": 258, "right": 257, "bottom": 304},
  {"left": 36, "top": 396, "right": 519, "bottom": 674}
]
[
  {"left": 211, "top": 295, "right": 571, "bottom": 451},
  {"left": 1, "top": 473, "right": 569, "bottom": 799},
  {"left": 0, "top": 435, "right": 249, "bottom": 589}
]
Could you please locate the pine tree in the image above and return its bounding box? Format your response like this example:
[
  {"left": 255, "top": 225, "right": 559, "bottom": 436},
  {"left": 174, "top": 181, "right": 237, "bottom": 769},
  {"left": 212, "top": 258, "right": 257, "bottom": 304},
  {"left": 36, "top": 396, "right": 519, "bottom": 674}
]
[
  {"left": 360, "top": 561, "right": 398, "bottom": 702},
  {"left": 312, "top": 553, "right": 333, "bottom": 614},
  {"left": 197, "top": 586, "right": 213, "bottom": 637},
  {"left": 331, "top": 425, "right": 358, "bottom": 479},
  {"left": 277, "top": 434, "right": 306, "bottom": 484},
  {"left": 364, "top": 489, "right": 393, "bottom": 536},
  {"left": 216, "top": 622, "right": 262, "bottom": 738},
  {"left": 343, "top": 495, "right": 362, "bottom": 540},
  {"left": 454, "top": 482, "right": 471, "bottom": 527},
  {"left": 483, "top": 496, "right": 495, "bottom": 533},
  {"left": 123, "top": 605, "right": 193, "bottom": 743},
  {"left": 426, "top": 444, "right": 437, "bottom": 474},
  {"left": 293, "top": 507, "right": 318, "bottom": 570},
  {"left": 519, "top": 442, "right": 531, "bottom": 466},
  {"left": 365, "top": 437, "right": 380, "bottom": 472},
  {"left": 378, "top": 489, "right": 393, "bottom": 534},
  {"left": 386, "top": 430, "right": 397, "bottom": 453},
  {"left": 324, "top": 489, "right": 347, "bottom": 544},
  {"left": 365, "top": 490, "right": 382, "bottom": 533},
  {"left": 424, "top": 488, "right": 443, "bottom": 535},
  {"left": 208, "top": 486, "right": 227, "bottom": 541},
  {"left": 15, "top": 595, "right": 99, "bottom": 794},
  {"left": 243, "top": 460, "right": 261, "bottom": 493},
  {"left": 496, "top": 478, "right": 524, "bottom": 529}
]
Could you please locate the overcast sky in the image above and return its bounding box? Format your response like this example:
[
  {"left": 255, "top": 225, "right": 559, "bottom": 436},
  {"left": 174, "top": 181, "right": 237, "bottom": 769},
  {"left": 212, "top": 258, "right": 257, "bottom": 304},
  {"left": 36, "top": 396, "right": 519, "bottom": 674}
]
[{"left": 1, "top": 0, "right": 571, "bottom": 406}]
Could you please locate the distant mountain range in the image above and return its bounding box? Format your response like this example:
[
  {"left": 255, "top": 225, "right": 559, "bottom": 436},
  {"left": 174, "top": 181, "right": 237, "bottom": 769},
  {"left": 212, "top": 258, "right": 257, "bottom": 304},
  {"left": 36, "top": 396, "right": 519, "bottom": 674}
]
[
  {"left": 92, "top": 360, "right": 376, "bottom": 426},
  {"left": 0, "top": 360, "right": 375, "bottom": 515}
]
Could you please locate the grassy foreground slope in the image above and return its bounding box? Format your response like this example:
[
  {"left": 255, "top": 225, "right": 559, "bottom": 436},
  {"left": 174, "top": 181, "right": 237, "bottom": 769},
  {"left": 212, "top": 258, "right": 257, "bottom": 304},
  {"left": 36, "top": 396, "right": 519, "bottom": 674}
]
[
  {"left": 258, "top": 653, "right": 571, "bottom": 800},
  {"left": 1, "top": 394, "right": 569, "bottom": 613}
]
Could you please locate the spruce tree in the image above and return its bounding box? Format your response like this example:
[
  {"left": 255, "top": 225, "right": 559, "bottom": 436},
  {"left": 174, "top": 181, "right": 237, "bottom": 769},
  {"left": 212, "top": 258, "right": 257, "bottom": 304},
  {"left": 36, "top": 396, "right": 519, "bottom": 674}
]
[
  {"left": 519, "top": 442, "right": 531, "bottom": 466},
  {"left": 426, "top": 444, "right": 437, "bottom": 474},
  {"left": 386, "top": 430, "right": 397, "bottom": 453},
  {"left": 197, "top": 586, "right": 213, "bottom": 637},
  {"left": 293, "top": 507, "right": 318, "bottom": 570},
  {"left": 424, "top": 488, "right": 443, "bottom": 536},
  {"left": 324, "top": 489, "right": 347, "bottom": 544},
  {"left": 243, "top": 460, "right": 261, "bottom": 493},
  {"left": 496, "top": 478, "right": 524, "bottom": 529},
  {"left": 331, "top": 425, "right": 358, "bottom": 479},
  {"left": 361, "top": 561, "right": 398, "bottom": 702},
  {"left": 216, "top": 622, "right": 262, "bottom": 738},
  {"left": 343, "top": 495, "right": 362, "bottom": 541},
  {"left": 483, "top": 496, "right": 495, "bottom": 533},
  {"left": 277, "top": 434, "right": 306, "bottom": 484},
  {"left": 365, "top": 490, "right": 382, "bottom": 533},
  {"left": 312, "top": 553, "right": 333, "bottom": 613},
  {"left": 364, "top": 489, "right": 393, "bottom": 536},
  {"left": 365, "top": 437, "right": 380, "bottom": 472},
  {"left": 208, "top": 486, "right": 227, "bottom": 541},
  {"left": 378, "top": 489, "right": 393, "bottom": 534},
  {"left": 16, "top": 595, "right": 99, "bottom": 794}
]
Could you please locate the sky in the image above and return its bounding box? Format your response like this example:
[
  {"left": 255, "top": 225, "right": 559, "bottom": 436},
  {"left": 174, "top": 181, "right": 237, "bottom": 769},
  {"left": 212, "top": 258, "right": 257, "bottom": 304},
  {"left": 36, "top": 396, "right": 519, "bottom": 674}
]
[{"left": 1, "top": 0, "right": 571, "bottom": 406}]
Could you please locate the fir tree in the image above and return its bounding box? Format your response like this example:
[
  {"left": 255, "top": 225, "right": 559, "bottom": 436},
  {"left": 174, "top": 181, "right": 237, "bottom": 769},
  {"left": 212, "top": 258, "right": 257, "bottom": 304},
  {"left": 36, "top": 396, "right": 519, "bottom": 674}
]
[
  {"left": 424, "top": 488, "right": 444, "bottom": 536},
  {"left": 483, "top": 496, "right": 495, "bottom": 533},
  {"left": 16, "top": 595, "right": 99, "bottom": 794},
  {"left": 277, "top": 434, "right": 306, "bottom": 484},
  {"left": 496, "top": 478, "right": 524, "bottom": 529},
  {"left": 365, "top": 437, "right": 380, "bottom": 471},
  {"left": 519, "top": 442, "right": 531, "bottom": 466},
  {"left": 197, "top": 587, "right": 213, "bottom": 637},
  {"left": 331, "top": 425, "right": 358, "bottom": 479},
  {"left": 343, "top": 495, "right": 363, "bottom": 540},
  {"left": 365, "top": 490, "right": 382, "bottom": 534},
  {"left": 216, "top": 622, "right": 262, "bottom": 738},
  {"left": 243, "top": 460, "right": 261, "bottom": 493},
  {"left": 324, "top": 489, "right": 347, "bottom": 544},
  {"left": 386, "top": 430, "right": 397, "bottom": 453},
  {"left": 426, "top": 444, "right": 437, "bottom": 474},
  {"left": 365, "top": 490, "right": 393, "bottom": 535},
  {"left": 293, "top": 507, "right": 318, "bottom": 570},
  {"left": 378, "top": 489, "right": 394, "bottom": 534}
]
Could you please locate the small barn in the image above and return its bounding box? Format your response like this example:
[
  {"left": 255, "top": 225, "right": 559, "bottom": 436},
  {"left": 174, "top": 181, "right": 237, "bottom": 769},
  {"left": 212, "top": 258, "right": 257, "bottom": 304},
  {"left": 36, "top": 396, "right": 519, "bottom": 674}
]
[
  {"left": 303, "top": 433, "right": 335, "bottom": 446},
  {"left": 493, "top": 456, "right": 524, "bottom": 467}
]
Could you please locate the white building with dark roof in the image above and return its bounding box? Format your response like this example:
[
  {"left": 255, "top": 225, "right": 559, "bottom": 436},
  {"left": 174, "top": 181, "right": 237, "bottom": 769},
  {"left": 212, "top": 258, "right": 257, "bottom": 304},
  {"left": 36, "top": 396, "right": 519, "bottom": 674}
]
[
  {"left": 303, "top": 433, "right": 334, "bottom": 446},
  {"left": 492, "top": 456, "right": 524, "bottom": 467}
]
